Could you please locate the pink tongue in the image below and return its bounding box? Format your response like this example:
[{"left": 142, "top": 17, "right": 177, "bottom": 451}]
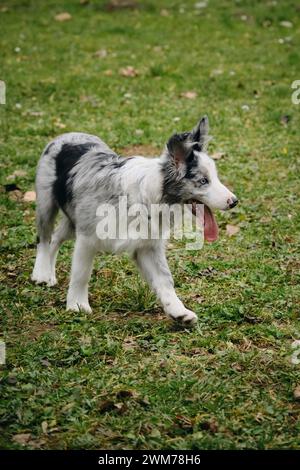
[{"left": 204, "top": 205, "right": 219, "bottom": 242}]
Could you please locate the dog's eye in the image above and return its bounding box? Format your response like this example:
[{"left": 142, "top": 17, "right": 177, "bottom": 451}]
[{"left": 200, "top": 177, "right": 209, "bottom": 185}]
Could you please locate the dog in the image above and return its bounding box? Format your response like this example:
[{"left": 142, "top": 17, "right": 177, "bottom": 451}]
[{"left": 31, "top": 116, "right": 238, "bottom": 326}]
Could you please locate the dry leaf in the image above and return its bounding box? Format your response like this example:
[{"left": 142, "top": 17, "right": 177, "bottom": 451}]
[
  {"left": 195, "top": 1, "right": 207, "bottom": 8},
  {"left": 123, "top": 336, "right": 137, "bottom": 350},
  {"left": 226, "top": 224, "right": 240, "bottom": 237},
  {"left": 160, "top": 9, "right": 169, "bottom": 16},
  {"left": 54, "top": 120, "right": 66, "bottom": 129},
  {"left": 28, "top": 111, "right": 44, "bottom": 117},
  {"left": 41, "top": 421, "right": 48, "bottom": 434},
  {"left": 211, "top": 151, "right": 225, "bottom": 160},
  {"left": 201, "top": 419, "right": 219, "bottom": 433},
  {"left": 180, "top": 91, "right": 197, "bottom": 99},
  {"left": 98, "top": 400, "right": 116, "bottom": 413},
  {"left": 103, "top": 69, "right": 113, "bottom": 76},
  {"left": 54, "top": 12, "right": 72, "bottom": 22},
  {"left": 12, "top": 433, "right": 31, "bottom": 445},
  {"left": 260, "top": 216, "right": 271, "bottom": 223},
  {"left": 94, "top": 49, "right": 107, "bottom": 58},
  {"left": 293, "top": 386, "right": 300, "bottom": 401},
  {"left": 9, "top": 190, "right": 23, "bottom": 201},
  {"left": 7, "top": 169, "right": 27, "bottom": 180},
  {"left": 120, "top": 66, "right": 138, "bottom": 77},
  {"left": 280, "top": 20, "right": 293, "bottom": 28},
  {"left": 23, "top": 191, "right": 36, "bottom": 202}
]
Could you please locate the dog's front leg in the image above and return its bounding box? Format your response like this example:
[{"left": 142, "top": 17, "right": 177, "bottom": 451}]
[
  {"left": 66, "top": 235, "right": 96, "bottom": 313},
  {"left": 134, "top": 244, "right": 197, "bottom": 326}
]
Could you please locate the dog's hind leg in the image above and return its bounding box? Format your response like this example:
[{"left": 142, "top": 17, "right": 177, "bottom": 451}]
[
  {"left": 48, "top": 215, "right": 75, "bottom": 285},
  {"left": 31, "top": 193, "right": 58, "bottom": 286},
  {"left": 66, "top": 234, "right": 96, "bottom": 313},
  {"left": 134, "top": 243, "right": 198, "bottom": 326}
]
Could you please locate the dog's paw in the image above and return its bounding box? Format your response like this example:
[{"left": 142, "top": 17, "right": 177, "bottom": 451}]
[
  {"left": 31, "top": 271, "right": 57, "bottom": 287},
  {"left": 66, "top": 301, "right": 92, "bottom": 314},
  {"left": 169, "top": 309, "right": 198, "bottom": 327}
]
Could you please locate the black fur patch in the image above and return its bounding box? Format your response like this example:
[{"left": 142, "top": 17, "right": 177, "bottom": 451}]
[
  {"left": 44, "top": 142, "right": 55, "bottom": 155},
  {"left": 185, "top": 151, "right": 198, "bottom": 179},
  {"left": 53, "top": 143, "right": 94, "bottom": 208},
  {"left": 109, "top": 158, "right": 132, "bottom": 170},
  {"left": 161, "top": 160, "right": 185, "bottom": 204}
]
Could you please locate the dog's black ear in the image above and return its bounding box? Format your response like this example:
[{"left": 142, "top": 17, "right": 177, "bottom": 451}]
[
  {"left": 190, "top": 115, "right": 211, "bottom": 150},
  {"left": 167, "top": 133, "right": 192, "bottom": 177}
]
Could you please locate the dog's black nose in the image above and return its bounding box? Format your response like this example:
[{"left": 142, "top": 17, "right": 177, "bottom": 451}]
[{"left": 228, "top": 197, "right": 239, "bottom": 209}]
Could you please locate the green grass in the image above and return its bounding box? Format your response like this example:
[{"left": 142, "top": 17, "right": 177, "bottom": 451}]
[{"left": 1, "top": 0, "right": 300, "bottom": 450}]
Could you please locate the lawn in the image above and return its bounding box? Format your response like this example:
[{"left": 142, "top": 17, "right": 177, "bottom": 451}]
[{"left": 0, "top": 0, "right": 300, "bottom": 450}]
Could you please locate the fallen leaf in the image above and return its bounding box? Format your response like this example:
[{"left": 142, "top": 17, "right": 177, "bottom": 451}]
[
  {"left": 103, "top": 69, "right": 113, "bottom": 76},
  {"left": 94, "top": 49, "right": 107, "bottom": 58},
  {"left": 41, "top": 421, "right": 48, "bottom": 434},
  {"left": 195, "top": 1, "right": 207, "bottom": 9},
  {"left": 160, "top": 9, "right": 169, "bottom": 16},
  {"left": 175, "top": 415, "right": 193, "bottom": 429},
  {"left": 149, "top": 428, "right": 161, "bottom": 438},
  {"left": 123, "top": 336, "right": 137, "bottom": 350},
  {"left": 190, "top": 293, "right": 204, "bottom": 303},
  {"left": 201, "top": 419, "right": 219, "bottom": 433},
  {"left": 26, "top": 438, "right": 46, "bottom": 449},
  {"left": 54, "top": 12, "right": 72, "bottom": 22},
  {"left": 54, "top": 119, "right": 66, "bottom": 129},
  {"left": 120, "top": 66, "right": 138, "bottom": 77},
  {"left": 12, "top": 433, "right": 31, "bottom": 445},
  {"left": 211, "top": 151, "right": 225, "bottom": 160},
  {"left": 7, "top": 169, "right": 27, "bottom": 180},
  {"left": 27, "top": 111, "right": 44, "bottom": 117},
  {"left": 9, "top": 190, "right": 23, "bottom": 201},
  {"left": 293, "top": 386, "right": 300, "bottom": 401},
  {"left": 40, "top": 358, "right": 51, "bottom": 367},
  {"left": 113, "top": 402, "right": 122, "bottom": 410},
  {"left": 280, "top": 20, "right": 293, "bottom": 28},
  {"left": 139, "top": 396, "right": 150, "bottom": 406},
  {"left": 23, "top": 191, "right": 36, "bottom": 202},
  {"left": 116, "top": 389, "right": 138, "bottom": 399},
  {"left": 98, "top": 400, "right": 116, "bottom": 413},
  {"left": 260, "top": 216, "right": 271, "bottom": 223},
  {"left": 226, "top": 224, "right": 240, "bottom": 237},
  {"left": 180, "top": 91, "right": 197, "bottom": 99},
  {"left": 241, "top": 104, "right": 250, "bottom": 111}
]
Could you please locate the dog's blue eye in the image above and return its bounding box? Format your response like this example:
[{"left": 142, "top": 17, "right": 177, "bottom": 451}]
[{"left": 200, "top": 177, "right": 209, "bottom": 185}]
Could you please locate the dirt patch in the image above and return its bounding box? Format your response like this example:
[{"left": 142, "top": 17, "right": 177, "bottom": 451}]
[
  {"left": 25, "top": 323, "right": 56, "bottom": 341},
  {"left": 120, "top": 144, "right": 159, "bottom": 157}
]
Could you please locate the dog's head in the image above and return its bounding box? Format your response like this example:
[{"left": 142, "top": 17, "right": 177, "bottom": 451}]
[{"left": 161, "top": 116, "right": 238, "bottom": 242}]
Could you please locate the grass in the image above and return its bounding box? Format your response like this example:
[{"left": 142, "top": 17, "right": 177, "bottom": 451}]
[{"left": 0, "top": 0, "right": 300, "bottom": 450}]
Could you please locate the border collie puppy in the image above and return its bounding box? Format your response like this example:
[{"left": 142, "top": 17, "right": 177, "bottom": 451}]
[{"left": 32, "top": 116, "right": 238, "bottom": 326}]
